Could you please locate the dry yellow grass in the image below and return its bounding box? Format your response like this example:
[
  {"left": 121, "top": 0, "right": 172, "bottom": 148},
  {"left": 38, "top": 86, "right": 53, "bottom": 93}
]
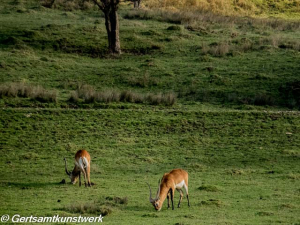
[{"left": 143, "top": 0, "right": 300, "bottom": 17}]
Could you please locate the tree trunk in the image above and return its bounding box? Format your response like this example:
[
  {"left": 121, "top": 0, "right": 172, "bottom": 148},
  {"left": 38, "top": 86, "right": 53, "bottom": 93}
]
[
  {"left": 104, "top": 13, "right": 112, "bottom": 48},
  {"left": 92, "top": 0, "right": 121, "bottom": 54},
  {"left": 104, "top": 6, "right": 121, "bottom": 54},
  {"left": 108, "top": 8, "right": 121, "bottom": 54},
  {"left": 133, "top": 0, "right": 141, "bottom": 8}
]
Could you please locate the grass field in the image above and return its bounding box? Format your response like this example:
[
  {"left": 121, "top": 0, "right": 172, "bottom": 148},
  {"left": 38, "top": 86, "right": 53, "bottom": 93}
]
[
  {"left": 1, "top": 109, "right": 300, "bottom": 224},
  {"left": 0, "top": 0, "right": 300, "bottom": 224}
]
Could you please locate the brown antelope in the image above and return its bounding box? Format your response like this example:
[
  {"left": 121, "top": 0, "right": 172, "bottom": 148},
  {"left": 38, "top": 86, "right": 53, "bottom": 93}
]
[
  {"left": 147, "top": 169, "right": 190, "bottom": 211},
  {"left": 64, "top": 150, "right": 91, "bottom": 187}
]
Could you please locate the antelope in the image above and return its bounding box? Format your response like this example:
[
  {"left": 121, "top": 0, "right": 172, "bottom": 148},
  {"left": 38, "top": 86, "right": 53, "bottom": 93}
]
[
  {"left": 147, "top": 169, "right": 190, "bottom": 211},
  {"left": 64, "top": 150, "right": 91, "bottom": 187}
]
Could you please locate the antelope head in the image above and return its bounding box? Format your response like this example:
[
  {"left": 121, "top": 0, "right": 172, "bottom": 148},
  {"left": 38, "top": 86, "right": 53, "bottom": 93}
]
[
  {"left": 64, "top": 157, "right": 79, "bottom": 184},
  {"left": 147, "top": 179, "right": 162, "bottom": 211}
]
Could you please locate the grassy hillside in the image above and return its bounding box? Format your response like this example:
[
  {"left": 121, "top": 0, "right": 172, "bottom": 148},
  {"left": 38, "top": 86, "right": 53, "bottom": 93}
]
[
  {"left": 0, "top": 0, "right": 300, "bottom": 224},
  {"left": 144, "top": 0, "right": 300, "bottom": 18},
  {"left": 0, "top": 0, "right": 300, "bottom": 109}
]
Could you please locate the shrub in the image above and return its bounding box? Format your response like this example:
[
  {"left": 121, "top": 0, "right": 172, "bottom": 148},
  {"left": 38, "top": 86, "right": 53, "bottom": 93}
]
[
  {"left": 32, "top": 86, "right": 58, "bottom": 103},
  {"left": 200, "top": 42, "right": 231, "bottom": 57},
  {"left": 146, "top": 92, "right": 176, "bottom": 106},
  {"left": 201, "top": 42, "right": 210, "bottom": 55},
  {"left": 68, "top": 91, "right": 79, "bottom": 103},
  {"left": 69, "top": 85, "right": 176, "bottom": 106},
  {"left": 120, "top": 90, "right": 135, "bottom": 103},
  {"left": 0, "top": 82, "right": 57, "bottom": 103},
  {"left": 209, "top": 42, "right": 230, "bottom": 57},
  {"left": 123, "top": 9, "right": 158, "bottom": 20},
  {"left": 95, "top": 90, "right": 121, "bottom": 103},
  {"left": 146, "top": 93, "right": 162, "bottom": 105},
  {"left": 76, "top": 84, "right": 96, "bottom": 102},
  {"left": 162, "top": 92, "right": 176, "bottom": 106}
]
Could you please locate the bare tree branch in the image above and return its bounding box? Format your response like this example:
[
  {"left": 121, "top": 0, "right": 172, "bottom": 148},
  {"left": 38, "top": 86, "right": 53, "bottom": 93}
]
[{"left": 92, "top": 0, "right": 104, "bottom": 11}]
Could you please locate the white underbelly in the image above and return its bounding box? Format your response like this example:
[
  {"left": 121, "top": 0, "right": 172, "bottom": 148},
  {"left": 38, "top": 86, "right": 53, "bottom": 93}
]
[
  {"left": 175, "top": 180, "right": 185, "bottom": 189},
  {"left": 75, "top": 157, "right": 88, "bottom": 168}
]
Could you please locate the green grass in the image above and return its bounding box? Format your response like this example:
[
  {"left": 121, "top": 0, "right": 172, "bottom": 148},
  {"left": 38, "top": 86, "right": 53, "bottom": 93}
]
[
  {"left": 0, "top": 1, "right": 300, "bottom": 109},
  {"left": 0, "top": 0, "right": 300, "bottom": 224},
  {"left": 1, "top": 109, "right": 300, "bottom": 224}
]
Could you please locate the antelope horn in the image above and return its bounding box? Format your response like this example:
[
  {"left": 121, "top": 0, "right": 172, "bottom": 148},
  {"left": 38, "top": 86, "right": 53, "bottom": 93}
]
[
  {"left": 156, "top": 179, "right": 161, "bottom": 199},
  {"left": 146, "top": 182, "right": 155, "bottom": 203},
  {"left": 64, "top": 158, "right": 71, "bottom": 176}
]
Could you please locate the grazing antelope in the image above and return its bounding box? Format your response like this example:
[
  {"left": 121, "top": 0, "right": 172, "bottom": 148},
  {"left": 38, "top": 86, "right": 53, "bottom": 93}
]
[
  {"left": 64, "top": 150, "right": 91, "bottom": 187},
  {"left": 147, "top": 169, "right": 190, "bottom": 211}
]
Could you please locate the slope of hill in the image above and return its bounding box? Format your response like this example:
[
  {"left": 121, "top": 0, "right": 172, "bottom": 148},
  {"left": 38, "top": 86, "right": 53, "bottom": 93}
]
[
  {"left": 0, "top": 1, "right": 300, "bottom": 224},
  {"left": 144, "top": 0, "right": 300, "bottom": 18}
]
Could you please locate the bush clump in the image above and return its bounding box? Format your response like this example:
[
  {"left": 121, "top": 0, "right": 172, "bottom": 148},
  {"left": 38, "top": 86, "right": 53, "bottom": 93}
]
[
  {"left": 69, "top": 84, "right": 176, "bottom": 106},
  {"left": 0, "top": 82, "right": 57, "bottom": 103}
]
